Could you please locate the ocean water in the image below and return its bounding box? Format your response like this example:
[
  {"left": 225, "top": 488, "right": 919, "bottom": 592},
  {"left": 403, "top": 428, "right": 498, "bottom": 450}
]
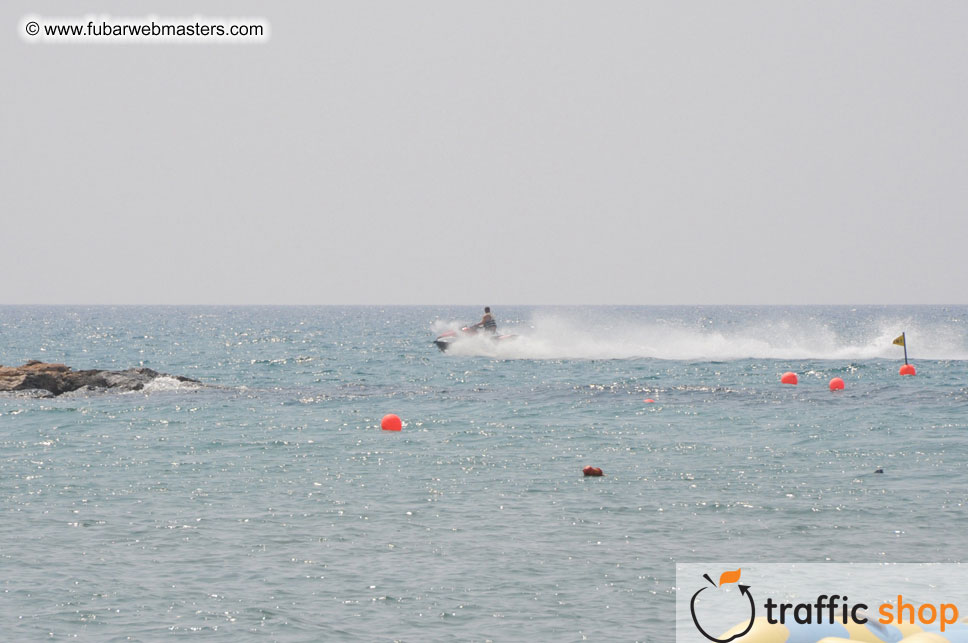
[{"left": 1, "top": 305, "right": 967, "bottom": 641}]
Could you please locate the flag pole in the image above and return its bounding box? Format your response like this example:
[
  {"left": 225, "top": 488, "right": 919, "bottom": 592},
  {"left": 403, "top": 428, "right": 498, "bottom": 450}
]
[{"left": 903, "top": 332, "right": 908, "bottom": 365}]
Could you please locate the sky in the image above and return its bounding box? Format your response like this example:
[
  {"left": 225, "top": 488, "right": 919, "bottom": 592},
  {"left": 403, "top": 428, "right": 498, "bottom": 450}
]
[{"left": 2, "top": 1, "right": 967, "bottom": 305}]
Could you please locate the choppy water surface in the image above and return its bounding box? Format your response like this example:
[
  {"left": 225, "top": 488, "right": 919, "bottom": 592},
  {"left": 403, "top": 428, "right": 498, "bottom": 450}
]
[{"left": 2, "top": 306, "right": 967, "bottom": 641}]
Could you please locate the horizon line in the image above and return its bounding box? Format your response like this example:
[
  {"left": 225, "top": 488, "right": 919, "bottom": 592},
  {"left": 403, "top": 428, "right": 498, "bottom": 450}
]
[{"left": 1, "top": 303, "right": 966, "bottom": 307}]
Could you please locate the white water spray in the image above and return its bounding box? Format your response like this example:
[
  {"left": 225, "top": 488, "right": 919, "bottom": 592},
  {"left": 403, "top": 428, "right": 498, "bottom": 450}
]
[{"left": 434, "top": 311, "right": 968, "bottom": 361}]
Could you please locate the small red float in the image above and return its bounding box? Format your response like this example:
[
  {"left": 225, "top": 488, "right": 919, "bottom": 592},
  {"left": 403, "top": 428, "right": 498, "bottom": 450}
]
[
  {"left": 381, "top": 414, "right": 402, "bottom": 431},
  {"left": 644, "top": 398, "right": 655, "bottom": 404},
  {"left": 829, "top": 377, "right": 845, "bottom": 391},
  {"left": 780, "top": 372, "right": 798, "bottom": 385},
  {"left": 583, "top": 466, "right": 604, "bottom": 477},
  {"left": 899, "top": 364, "right": 916, "bottom": 376}
]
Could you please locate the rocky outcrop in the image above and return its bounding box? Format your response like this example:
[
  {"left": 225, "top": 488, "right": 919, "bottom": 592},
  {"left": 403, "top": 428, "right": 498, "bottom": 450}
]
[{"left": 0, "top": 360, "right": 199, "bottom": 396}]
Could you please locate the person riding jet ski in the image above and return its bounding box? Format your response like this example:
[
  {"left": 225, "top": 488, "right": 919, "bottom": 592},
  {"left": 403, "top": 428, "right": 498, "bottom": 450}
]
[
  {"left": 473, "top": 307, "right": 497, "bottom": 334},
  {"left": 434, "top": 307, "right": 513, "bottom": 351}
]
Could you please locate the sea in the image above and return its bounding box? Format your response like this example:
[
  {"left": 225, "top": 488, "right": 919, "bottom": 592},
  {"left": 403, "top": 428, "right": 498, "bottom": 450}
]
[{"left": 1, "top": 305, "right": 967, "bottom": 642}]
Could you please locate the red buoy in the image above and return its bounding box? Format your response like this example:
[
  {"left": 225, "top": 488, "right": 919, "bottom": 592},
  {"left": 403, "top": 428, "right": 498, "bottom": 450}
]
[
  {"left": 582, "top": 466, "right": 604, "bottom": 477},
  {"left": 899, "top": 364, "right": 916, "bottom": 376},
  {"left": 644, "top": 398, "right": 655, "bottom": 404},
  {"left": 780, "top": 372, "right": 798, "bottom": 385},
  {"left": 381, "top": 414, "right": 402, "bottom": 431},
  {"left": 829, "top": 377, "right": 845, "bottom": 391}
]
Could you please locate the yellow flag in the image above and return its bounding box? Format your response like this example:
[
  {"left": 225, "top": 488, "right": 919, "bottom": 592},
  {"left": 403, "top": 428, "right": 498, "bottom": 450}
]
[
  {"left": 719, "top": 569, "right": 741, "bottom": 586},
  {"left": 893, "top": 334, "right": 905, "bottom": 347}
]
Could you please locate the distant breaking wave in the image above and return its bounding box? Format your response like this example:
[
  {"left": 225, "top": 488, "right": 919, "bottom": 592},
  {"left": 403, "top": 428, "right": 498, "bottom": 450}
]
[
  {"left": 140, "top": 375, "right": 204, "bottom": 394},
  {"left": 432, "top": 312, "right": 968, "bottom": 361}
]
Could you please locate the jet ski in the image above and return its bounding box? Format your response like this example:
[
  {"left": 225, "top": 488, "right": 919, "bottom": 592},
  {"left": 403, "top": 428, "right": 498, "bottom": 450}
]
[{"left": 433, "top": 325, "right": 517, "bottom": 352}]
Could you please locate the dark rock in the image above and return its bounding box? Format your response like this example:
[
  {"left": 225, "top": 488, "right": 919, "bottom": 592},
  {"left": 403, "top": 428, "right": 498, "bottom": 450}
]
[
  {"left": 0, "top": 361, "right": 199, "bottom": 396},
  {"left": 874, "top": 468, "right": 884, "bottom": 474}
]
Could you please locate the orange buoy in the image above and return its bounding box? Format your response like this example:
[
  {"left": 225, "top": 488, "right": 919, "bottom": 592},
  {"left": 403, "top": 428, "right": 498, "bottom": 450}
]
[
  {"left": 829, "top": 377, "right": 845, "bottom": 391},
  {"left": 644, "top": 398, "right": 655, "bottom": 404},
  {"left": 899, "top": 364, "right": 916, "bottom": 376},
  {"left": 582, "top": 466, "right": 604, "bottom": 477},
  {"left": 381, "top": 414, "right": 402, "bottom": 431},
  {"left": 780, "top": 372, "right": 798, "bottom": 385}
]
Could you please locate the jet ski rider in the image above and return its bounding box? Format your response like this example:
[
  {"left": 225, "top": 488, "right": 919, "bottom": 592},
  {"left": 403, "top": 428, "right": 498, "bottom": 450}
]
[{"left": 474, "top": 307, "right": 497, "bottom": 334}]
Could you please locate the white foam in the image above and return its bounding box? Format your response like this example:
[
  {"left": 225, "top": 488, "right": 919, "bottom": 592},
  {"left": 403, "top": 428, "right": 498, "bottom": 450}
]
[
  {"left": 141, "top": 376, "right": 202, "bottom": 393},
  {"left": 438, "top": 313, "right": 968, "bottom": 361}
]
